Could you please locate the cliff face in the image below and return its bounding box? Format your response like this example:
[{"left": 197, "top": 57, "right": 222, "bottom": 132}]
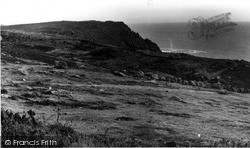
[{"left": 2, "top": 21, "right": 161, "bottom": 52}]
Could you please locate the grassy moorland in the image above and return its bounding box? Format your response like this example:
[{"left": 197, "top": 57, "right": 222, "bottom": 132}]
[{"left": 1, "top": 21, "right": 250, "bottom": 147}]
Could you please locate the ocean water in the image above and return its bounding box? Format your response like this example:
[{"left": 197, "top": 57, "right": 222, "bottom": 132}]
[{"left": 129, "top": 22, "right": 250, "bottom": 61}]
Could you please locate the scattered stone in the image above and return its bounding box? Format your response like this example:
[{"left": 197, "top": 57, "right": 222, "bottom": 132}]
[
  {"left": 166, "top": 76, "right": 172, "bottom": 82},
  {"left": 177, "top": 77, "right": 182, "bottom": 83},
  {"left": 145, "top": 73, "right": 159, "bottom": 80},
  {"left": 137, "top": 70, "right": 145, "bottom": 77},
  {"left": 204, "top": 81, "right": 211, "bottom": 88},
  {"left": 212, "top": 82, "right": 222, "bottom": 89},
  {"left": 189, "top": 80, "right": 197, "bottom": 86},
  {"left": 18, "top": 69, "right": 27, "bottom": 75},
  {"left": 99, "top": 89, "right": 105, "bottom": 92},
  {"left": 1, "top": 89, "right": 8, "bottom": 94},
  {"left": 22, "top": 92, "right": 35, "bottom": 98},
  {"left": 239, "top": 88, "right": 245, "bottom": 93},
  {"left": 170, "top": 77, "right": 175, "bottom": 83},
  {"left": 197, "top": 81, "right": 205, "bottom": 87},
  {"left": 218, "top": 89, "right": 228, "bottom": 95},
  {"left": 27, "top": 110, "right": 36, "bottom": 117},
  {"left": 42, "top": 90, "right": 54, "bottom": 95},
  {"left": 160, "top": 77, "right": 166, "bottom": 81},
  {"left": 169, "top": 96, "right": 186, "bottom": 104},
  {"left": 113, "top": 71, "right": 126, "bottom": 77},
  {"left": 54, "top": 61, "right": 68, "bottom": 69},
  {"left": 34, "top": 81, "right": 44, "bottom": 85},
  {"left": 115, "top": 116, "right": 135, "bottom": 121},
  {"left": 8, "top": 95, "right": 18, "bottom": 100},
  {"left": 1, "top": 60, "right": 7, "bottom": 64},
  {"left": 77, "top": 64, "right": 86, "bottom": 69},
  {"left": 22, "top": 92, "right": 42, "bottom": 98},
  {"left": 165, "top": 142, "right": 177, "bottom": 147},
  {"left": 183, "top": 80, "right": 189, "bottom": 85},
  {"left": 70, "top": 74, "right": 82, "bottom": 79}
]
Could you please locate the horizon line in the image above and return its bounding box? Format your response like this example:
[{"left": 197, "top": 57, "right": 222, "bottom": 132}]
[{"left": 1, "top": 20, "right": 250, "bottom": 26}]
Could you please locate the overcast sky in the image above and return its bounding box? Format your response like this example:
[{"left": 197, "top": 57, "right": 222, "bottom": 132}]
[{"left": 0, "top": 0, "right": 250, "bottom": 25}]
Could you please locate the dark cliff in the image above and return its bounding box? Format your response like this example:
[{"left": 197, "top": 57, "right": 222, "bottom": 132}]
[{"left": 2, "top": 21, "right": 161, "bottom": 52}]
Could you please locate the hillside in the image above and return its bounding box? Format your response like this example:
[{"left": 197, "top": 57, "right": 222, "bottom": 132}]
[
  {"left": 2, "top": 21, "right": 160, "bottom": 52},
  {"left": 1, "top": 20, "right": 250, "bottom": 91}
]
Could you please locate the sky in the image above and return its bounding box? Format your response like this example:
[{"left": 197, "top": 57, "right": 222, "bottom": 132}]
[{"left": 0, "top": 0, "right": 250, "bottom": 25}]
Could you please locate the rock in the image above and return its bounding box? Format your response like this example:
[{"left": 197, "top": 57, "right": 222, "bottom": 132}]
[
  {"left": 145, "top": 73, "right": 159, "bottom": 80},
  {"left": 132, "top": 70, "right": 145, "bottom": 77},
  {"left": 231, "top": 87, "right": 237, "bottom": 92},
  {"left": 26, "top": 86, "right": 34, "bottom": 90},
  {"left": 115, "top": 116, "right": 135, "bottom": 121},
  {"left": 183, "top": 80, "right": 189, "bottom": 85},
  {"left": 152, "top": 74, "right": 159, "bottom": 80},
  {"left": 211, "top": 82, "right": 223, "bottom": 89},
  {"left": 43, "top": 90, "right": 53, "bottom": 95},
  {"left": 169, "top": 96, "right": 186, "bottom": 104},
  {"left": 189, "top": 80, "right": 196, "bottom": 86},
  {"left": 136, "top": 70, "right": 145, "bottom": 77},
  {"left": 34, "top": 81, "right": 43, "bottom": 85},
  {"left": 160, "top": 77, "right": 166, "bottom": 81},
  {"left": 239, "top": 88, "right": 245, "bottom": 93},
  {"left": 165, "top": 142, "right": 177, "bottom": 147},
  {"left": 77, "top": 64, "right": 86, "bottom": 69},
  {"left": 22, "top": 92, "right": 35, "bottom": 98},
  {"left": 166, "top": 76, "right": 172, "bottom": 82},
  {"left": 113, "top": 71, "right": 126, "bottom": 77},
  {"left": 22, "top": 91, "right": 42, "bottom": 98},
  {"left": 1, "top": 60, "right": 7, "bottom": 64},
  {"left": 197, "top": 81, "right": 205, "bottom": 87},
  {"left": 71, "top": 74, "right": 82, "bottom": 79},
  {"left": 177, "top": 77, "right": 182, "bottom": 84},
  {"left": 54, "top": 61, "right": 68, "bottom": 69},
  {"left": 218, "top": 89, "right": 228, "bottom": 95},
  {"left": 18, "top": 69, "right": 28, "bottom": 75},
  {"left": 27, "top": 110, "right": 36, "bottom": 117},
  {"left": 203, "top": 81, "right": 211, "bottom": 88},
  {"left": 170, "top": 77, "right": 175, "bottom": 83},
  {"left": 1, "top": 89, "right": 8, "bottom": 94}
]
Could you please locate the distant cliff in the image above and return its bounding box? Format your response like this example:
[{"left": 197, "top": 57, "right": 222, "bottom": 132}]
[{"left": 2, "top": 21, "right": 161, "bottom": 52}]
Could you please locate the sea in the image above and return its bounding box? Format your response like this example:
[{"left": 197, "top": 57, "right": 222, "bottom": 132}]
[{"left": 129, "top": 22, "right": 250, "bottom": 62}]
